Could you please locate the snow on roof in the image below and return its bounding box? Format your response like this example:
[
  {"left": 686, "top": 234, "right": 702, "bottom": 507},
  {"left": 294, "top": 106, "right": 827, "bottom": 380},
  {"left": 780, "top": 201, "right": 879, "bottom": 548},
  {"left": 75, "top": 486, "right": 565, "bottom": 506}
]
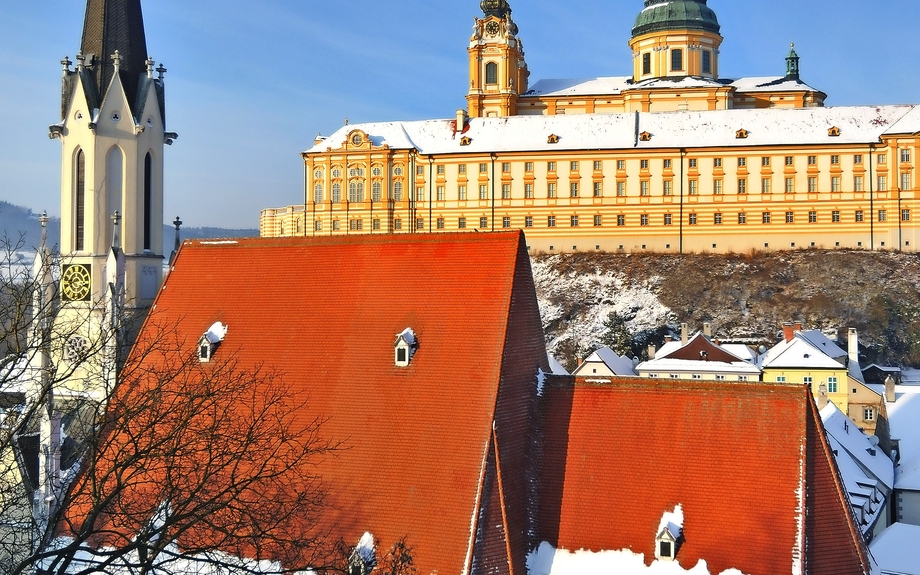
[
  {"left": 796, "top": 330, "right": 846, "bottom": 359},
  {"left": 395, "top": 327, "right": 416, "bottom": 347},
  {"left": 305, "top": 105, "right": 915, "bottom": 156},
  {"left": 826, "top": 432, "right": 887, "bottom": 536},
  {"left": 884, "top": 384, "right": 920, "bottom": 490},
  {"left": 720, "top": 344, "right": 756, "bottom": 362},
  {"left": 821, "top": 402, "right": 893, "bottom": 489},
  {"left": 728, "top": 76, "right": 822, "bottom": 94},
  {"left": 526, "top": 541, "right": 744, "bottom": 575},
  {"left": 575, "top": 347, "right": 636, "bottom": 376},
  {"left": 657, "top": 505, "right": 684, "bottom": 540},
  {"left": 356, "top": 532, "right": 375, "bottom": 563},
  {"left": 547, "top": 352, "right": 569, "bottom": 376},
  {"left": 203, "top": 321, "right": 228, "bottom": 344},
  {"left": 759, "top": 336, "right": 843, "bottom": 370},
  {"left": 522, "top": 75, "right": 822, "bottom": 99},
  {"left": 869, "top": 523, "right": 920, "bottom": 575},
  {"left": 635, "top": 357, "right": 761, "bottom": 375},
  {"left": 885, "top": 105, "right": 920, "bottom": 135}
]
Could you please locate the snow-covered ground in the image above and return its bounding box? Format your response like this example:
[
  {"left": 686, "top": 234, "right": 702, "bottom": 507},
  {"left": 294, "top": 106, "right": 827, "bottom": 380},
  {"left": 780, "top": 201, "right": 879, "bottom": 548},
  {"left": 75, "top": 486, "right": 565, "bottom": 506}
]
[{"left": 527, "top": 542, "right": 747, "bottom": 575}]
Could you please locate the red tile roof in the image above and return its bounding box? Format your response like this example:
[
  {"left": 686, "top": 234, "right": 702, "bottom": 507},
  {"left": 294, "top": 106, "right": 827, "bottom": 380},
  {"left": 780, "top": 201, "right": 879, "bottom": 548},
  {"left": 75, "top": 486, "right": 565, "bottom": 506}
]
[
  {"left": 94, "top": 232, "right": 549, "bottom": 574},
  {"left": 539, "top": 379, "right": 872, "bottom": 575}
]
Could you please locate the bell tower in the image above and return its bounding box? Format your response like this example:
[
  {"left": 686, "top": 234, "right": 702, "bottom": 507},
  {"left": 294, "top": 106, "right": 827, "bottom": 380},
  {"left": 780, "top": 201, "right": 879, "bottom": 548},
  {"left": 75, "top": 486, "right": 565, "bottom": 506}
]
[
  {"left": 51, "top": 0, "right": 174, "bottom": 322},
  {"left": 467, "top": 0, "right": 530, "bottom": 118}
]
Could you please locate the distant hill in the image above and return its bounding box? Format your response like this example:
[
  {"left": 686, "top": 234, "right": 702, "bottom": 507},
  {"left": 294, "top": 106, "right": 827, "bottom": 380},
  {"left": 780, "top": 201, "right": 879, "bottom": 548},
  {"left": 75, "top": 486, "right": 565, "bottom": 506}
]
[{"left": 0, "top": 201, "right": 257, "bottom": 255}]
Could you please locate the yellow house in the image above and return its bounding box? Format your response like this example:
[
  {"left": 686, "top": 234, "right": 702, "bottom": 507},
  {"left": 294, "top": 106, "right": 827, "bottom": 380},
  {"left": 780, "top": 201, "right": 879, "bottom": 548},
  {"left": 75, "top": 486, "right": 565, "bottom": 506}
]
[{"left": 261, "top": 1, "right": 920, "bottom": 254}]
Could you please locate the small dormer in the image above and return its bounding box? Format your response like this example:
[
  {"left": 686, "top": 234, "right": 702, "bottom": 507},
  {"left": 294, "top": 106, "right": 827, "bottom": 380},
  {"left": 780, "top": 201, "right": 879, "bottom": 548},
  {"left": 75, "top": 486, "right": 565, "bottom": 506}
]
[
  {"left": 198, "top": 321, "right": 228, "bottom": 363},
  {"left": 655, "top": 505, "right": 684, "bottom": 562},
  {"left": 394, "top": 328, "right": 418, "bottom": 367}
]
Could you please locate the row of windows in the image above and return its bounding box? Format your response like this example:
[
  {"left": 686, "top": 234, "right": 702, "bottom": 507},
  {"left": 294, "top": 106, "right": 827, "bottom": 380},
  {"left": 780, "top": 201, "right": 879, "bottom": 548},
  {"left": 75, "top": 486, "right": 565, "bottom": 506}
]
[
  {"left": 311, "top": 151, "right": 912, "bottom": 183},
  {"left": 640, "top": 48, "right": 712, "bottom": 75}
]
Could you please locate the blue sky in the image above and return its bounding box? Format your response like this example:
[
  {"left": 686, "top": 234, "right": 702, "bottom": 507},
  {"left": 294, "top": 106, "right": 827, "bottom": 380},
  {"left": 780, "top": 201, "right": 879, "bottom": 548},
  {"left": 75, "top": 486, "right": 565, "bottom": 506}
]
[{"left": 1, "top": 0, "right": 918, "bottom": 229}]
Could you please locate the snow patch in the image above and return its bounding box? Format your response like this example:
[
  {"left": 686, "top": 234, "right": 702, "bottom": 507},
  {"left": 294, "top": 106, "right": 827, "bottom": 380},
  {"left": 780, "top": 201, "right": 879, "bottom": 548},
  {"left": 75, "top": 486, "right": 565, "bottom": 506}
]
[
  {"left": 658, "top": 504, "right": 684, "bottom": 540},
  {"left": 526, "top": 542, "right": 747, "bottom": 575}
]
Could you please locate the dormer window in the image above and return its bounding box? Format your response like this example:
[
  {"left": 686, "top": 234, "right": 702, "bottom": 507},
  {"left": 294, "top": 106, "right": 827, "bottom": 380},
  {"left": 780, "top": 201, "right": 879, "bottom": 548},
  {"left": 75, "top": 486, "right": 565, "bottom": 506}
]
[
  {"left": 198, "top": 321, "right": 228, "bottom": 363},
  {"left": 655, "top": 505, "right": 684, "bottom": 562},
  {"left": 394, "top": 328, "right": 418, "bottom": 367}
]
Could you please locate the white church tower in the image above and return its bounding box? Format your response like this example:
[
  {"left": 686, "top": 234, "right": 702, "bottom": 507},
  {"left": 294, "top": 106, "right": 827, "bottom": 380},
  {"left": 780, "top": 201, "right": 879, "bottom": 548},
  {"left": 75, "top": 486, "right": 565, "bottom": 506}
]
[{"left": 50, "top": 0, "right": 174, "bottom": 325}]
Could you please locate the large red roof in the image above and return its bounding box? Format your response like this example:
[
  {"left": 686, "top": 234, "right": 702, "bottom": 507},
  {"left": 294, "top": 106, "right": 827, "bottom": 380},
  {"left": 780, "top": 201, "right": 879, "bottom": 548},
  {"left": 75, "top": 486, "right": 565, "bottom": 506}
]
[
  {"left": 539, "top": 379, "right": 872, "bottom": 575},
  {"left": 107, "top": 232, "right": 548, "bottom": 574}
]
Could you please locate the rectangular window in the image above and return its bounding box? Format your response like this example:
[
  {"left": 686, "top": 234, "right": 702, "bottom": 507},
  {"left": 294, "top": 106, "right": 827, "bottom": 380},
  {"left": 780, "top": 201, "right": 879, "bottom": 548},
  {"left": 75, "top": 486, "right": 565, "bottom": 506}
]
[
  {"left": 663, "top": 181, "right": 673, "bottom": 196},
  {"left": 570, "top": 182, "right": 579, "bottom": 197},
  {"left": 738, "top": 212, "right": 747, "bottom": 224},
  {"left": 437, "top": 165, "right": 445, "bottom": 175},
  {"left": 903, "top": 209, "right": 911, "bottom": 222},
  {"left": 808, "top": 177, "right": 818, "bottom": 193},
  {"left": 689, "top": 214, "right": 698, "bottom": 225},
  {"left": 714, "top": 179, "right": 723, "bottom": 195},
  {"left": 548, "top": 161, "right": 557, "bottom": 172},
  {"left": 831, "top": 176, "right": 841, "bottom": 192},
  {"left": 878, "top": 175, "right": 888, "bottom": 191},
  {"left": 808, "top": 155, "right": 817, "bottom": 165},
  {"left": 458, "top": 217, "right": 466, "bottom": 229},
  {"left": 689, "top": 180, "right": 698, "bottom": 195},
  {"left": 373, "top": 219, "right": 381, "bottom": 230},
  {"left": 502, "top": 162, "right": 511, "bottom": 173},
  {"left": 479, "top": 217, "right": 488, "bottom": 229},
  {"left": 479, "top": 184, "right": 489, "bottom": 200},
  {"left": 785, "top": 177, "right": 795, "bottom": 193},
  {"left": 502, "top": 216, "right": 511, "bottom": 228},
  {"left": 547, "top": 216, "right": 556, "bottom": 227},
  {"left": 437, "top": 186, "right": 445, "bottom": 201},
  {"left": 762, "top": 212, "right": 772, "bottom": 224},
  {"left": 878, "top": 154, "right": 887, "bottom": 165},
  {"left": 525, "top": 183, "right": 534, "bottom": 198},
  {"left": 393, "top": 219, "right": 401, "bottom": 230},
  {"left": 902, "top": 173, "right": 912, "bottom": 191},
  {"left": 416, "top": 218, "right": 424, "bottom": 230},
  {"left": 458, "top": 185, "right": 467, "bottom": 200},
  {"left": 832, "top": 210, "right": 841, "bottom": 222},
  {"left": 879, "top": 209, "right": 887, "bottom": 222},
  {"left": 502, "top": 184, "right": 511, "bottom": 199},
  {"left": 459, "top": 164, "right": 467, "bottom": 174},
  {"left": 762, "top": 156, "right": 771, "bottom": 167},
  {"left": 641, "top": 181, "right": 650, "bottom": 196},
  {"left": 314, "top": 221, "right": 322, "bottom": 231},
  {"left": 809, "top": 211, "right": 817, "bottom": 223},
  {"left": 803, "top": 376, "right": 813, "bottom": 385},
  {"left": 854, "top": 154, "right": 863, "bottom": 165},
  {"left": 689, "top": 158, "right": 698, "bottom": 169},
  {"left": 831, "top": 155, "right": 840, "bottom": 165},
  {"left": 593, "top": 160, "right": 602, "bottom": 171},
  {"left": 416, "top": 165, "right": 425, "bottom": 176},
  {"left": 525, "top": 216, "right": 533, "bottom": 227},
  {"left": 437, "top": 217, "right": 445, "bottom": 229},
  {"left": 786, "top": 211, "right": 794, "bottom": 223},
  {"left": 570, "top": 161, "right": 579, "bottom": 172},
  {"left": 640, "top": 159, "right": 649, "bottom": 169},
  {"left": 856, "top": 210, "right": 864, "bottom": 222},
  {"left": 714, "top": 213, "right": 723, "bottom": 225},
  {"left": 902, "top": 149, "right": 911, "bottom": 163},
  {"left": 548, "top": 183, "right": 557, "bottom": 198},
  {"left": 617, "top": 160, "right": 626, "bottom": 170},
  {"left": 702, "top": 50, "right": 711, "bottom": 73},
  {"left": 663, "top": 159, "right": 672, "bottom": 169},
  {"left": 643, "top": 52, "right": 651, "bottom": 75},
  {"left": 640, "top": 214, "right": 649, "bottom": 226},
  {"left": 479, "top": 163, "right": 488, "bottom": 173},
  {"left": 617, "top": 181, "right": 626, "bottom": 196},
  {"left": 333, "top": 220, "right": 341, "bottom": 231},
  {"left": 864, "top": 407, "right": 875, "bottom": 422},
  {"left": 416, "top": 187, "right": 425, "bottom": 201},
  {"left": 664, "top": 214, "right": 673, "bottom": 226},
  {"left": 738, "top": 178, "right": 747, "bottom": 194},
  {"left": 828, "top": 377, "right": 838, "bottom": 393},
  {"left": 525, "top": 162, "right": 533, "bottom": 172},
  {"left": 671, "top": 48, "right": 683, "bottom": 71},
  {"left": 738, "top": 157, "right": 747, "bottom": 168},
  {"left": 785, "top": 156, "right": 794, "bottom": 166},
  {"left": 854, "top": 176, "right": 863, "bottom": 192},
  {"left": 617, "top": 214, "right": 625, "bottom": 226},
  {"left": 594, "top": 215, "right": 602, "bottom": 227},
  {"left": 593, "top": 182, "right": 603, "bottom": 197},
  {"left": 714, "top": 158, "right": 723, "bottom": 168},
  {"left": 761, "top": 178, "right": 771, "bottom": 194},
  {"left": 570, "top": 215, "right": 579, "bottom": 227}
]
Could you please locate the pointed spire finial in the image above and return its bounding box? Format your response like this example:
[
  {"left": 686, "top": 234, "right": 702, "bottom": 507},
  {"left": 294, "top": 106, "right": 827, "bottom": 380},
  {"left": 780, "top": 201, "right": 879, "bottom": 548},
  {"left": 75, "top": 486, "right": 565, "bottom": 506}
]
[
  {"left": 156, "top": 63, "right": 167, "bottom": 80},
  {"left": 39, "top": 211, "right": 49, "bottom": 249},
  {"left": 111, "top": 211, "right": 122, "bottom": 250},
  {"left": 76, "top": 51, "right": 85, "bottom": 70},
  {"left": 61, "top": 57, "right": 73, "bottom": 74},
  {"left": 111, "top": 50, "right": 121, "bottom": 73},
  {"left": 146, "top": 57, "right": 156, "bottom": 78},
  {"left": 169, "top": 216, "right": 183, "bottom": 265}
]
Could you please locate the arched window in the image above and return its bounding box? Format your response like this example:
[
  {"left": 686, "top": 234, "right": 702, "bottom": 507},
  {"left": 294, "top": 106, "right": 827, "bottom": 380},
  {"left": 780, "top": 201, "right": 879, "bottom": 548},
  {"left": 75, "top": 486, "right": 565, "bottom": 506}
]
[
  {"left": 106, "top": 146, "right": 124, "bottom": 245},
  {"left": 143, "top": 152, "right": 153, "bottom": 251},
  {"left": 356, "top": 181, "right": 364, "bottom": 202},
  {"left": 75, "top": 149, "right": 85, "bottom": 251},
  {"left": 314, "top": 183, "right": 324, "bottom": 203},
  {"left": 332, "top": 183, "right": 342, "bottom": 203},
  {"left": 372, "top": 181, "right": 382, "bottom": 202},
  {"left": 393, "top": 181, "right": 403, "bottom": 202},
  {"left": 486, "top": 62, "right": 498, "bottom": 84},
  {"left": 349, "top": 182, "right": 358, "bottom": 203}
]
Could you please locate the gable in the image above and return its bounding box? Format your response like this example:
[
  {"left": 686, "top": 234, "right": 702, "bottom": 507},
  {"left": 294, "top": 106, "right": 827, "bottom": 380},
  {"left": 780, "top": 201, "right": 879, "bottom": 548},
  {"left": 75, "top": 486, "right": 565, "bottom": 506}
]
[{"left": 660, "top": 334, "right": 743, "bottom": 364}]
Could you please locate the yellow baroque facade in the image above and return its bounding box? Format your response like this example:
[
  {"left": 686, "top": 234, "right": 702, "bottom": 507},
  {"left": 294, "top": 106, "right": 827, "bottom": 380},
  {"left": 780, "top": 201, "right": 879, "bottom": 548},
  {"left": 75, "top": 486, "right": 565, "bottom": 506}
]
[{"left": 261, "top": 0, "right": 920, "bottom": 254}]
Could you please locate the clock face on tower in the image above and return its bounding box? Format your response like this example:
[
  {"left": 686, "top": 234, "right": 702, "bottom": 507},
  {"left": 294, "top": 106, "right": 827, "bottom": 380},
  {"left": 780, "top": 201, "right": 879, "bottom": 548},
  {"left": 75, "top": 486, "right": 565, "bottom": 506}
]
[
  {"left": 485, "top": 21, "right": 500, "bottom": 36},
  {"left": 61, "top": 264, "right": 92, "bottom": 302}
]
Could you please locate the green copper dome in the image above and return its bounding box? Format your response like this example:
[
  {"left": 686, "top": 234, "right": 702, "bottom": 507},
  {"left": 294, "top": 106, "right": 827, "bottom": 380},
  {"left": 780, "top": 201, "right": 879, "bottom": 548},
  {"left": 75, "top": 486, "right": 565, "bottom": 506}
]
[{"left": 632, "top": 0, "right": 721, "bottom": 38}]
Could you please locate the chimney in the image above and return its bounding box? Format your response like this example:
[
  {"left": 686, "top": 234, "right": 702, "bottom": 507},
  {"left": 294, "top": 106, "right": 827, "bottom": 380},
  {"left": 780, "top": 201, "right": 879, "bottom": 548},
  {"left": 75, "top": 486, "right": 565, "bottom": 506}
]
[
  {"left": 681, "top": 323, "right": 688, "bottom": 345},
  {"left": 817, "top": 383, "right": 829, "bottom": 409},
  {"left": 782, "top": 322, "right": 794, "bottom": 343},
  {"left": 456, "top": 108, "right": 468, "bottom": 130},
  {"left": 703, "top": 322, "right": 712, "bottom": 337},
  {"left": 794, "top": 321, "right": 803, "bottom": 332},
  {"left": 664, "top": 335, "right": 673, "bottom": 343},
  {"left": 714, "top": 338, "right": 720, "bottom": 346},
  {"left": 885, "top": 374, "right": 896, "bottom": 403},
  {"left": 648, "top": 344, "right": 656, "bottom": 360},
  {"left": 848, "top": 328, "right": 859, "bottom": 366}
]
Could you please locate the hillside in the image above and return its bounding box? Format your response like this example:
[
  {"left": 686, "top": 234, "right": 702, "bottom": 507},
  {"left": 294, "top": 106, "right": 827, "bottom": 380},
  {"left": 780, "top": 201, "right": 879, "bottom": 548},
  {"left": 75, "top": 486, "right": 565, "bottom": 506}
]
[{"left": 533, "top": 249, "right": 920, "bottom": 371}]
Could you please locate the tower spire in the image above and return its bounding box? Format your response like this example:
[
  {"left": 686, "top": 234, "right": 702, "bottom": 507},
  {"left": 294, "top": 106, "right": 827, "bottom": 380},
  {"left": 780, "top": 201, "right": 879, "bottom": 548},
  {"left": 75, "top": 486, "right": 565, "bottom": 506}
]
[
  {"left": 79, "top": 0, "right": 149, "bottom": 115},
  {"left": 785, "top": 43, "right": 800, "bottom": 81}
]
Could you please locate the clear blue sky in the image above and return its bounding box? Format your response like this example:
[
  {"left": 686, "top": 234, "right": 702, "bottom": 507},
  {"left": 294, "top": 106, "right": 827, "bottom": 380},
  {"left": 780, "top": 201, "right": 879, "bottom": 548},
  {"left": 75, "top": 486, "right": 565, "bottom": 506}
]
[{"left": 1, "top": 0, "right": 918, "bottom": 229}]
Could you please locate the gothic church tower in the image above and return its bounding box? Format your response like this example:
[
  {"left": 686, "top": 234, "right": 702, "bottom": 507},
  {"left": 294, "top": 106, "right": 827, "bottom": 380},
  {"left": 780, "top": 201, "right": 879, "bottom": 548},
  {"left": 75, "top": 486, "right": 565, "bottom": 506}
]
[
  {"left": 467, "top": 0, "right": 530, "bottom": 118},
  {"left": 51, "top": 0, "right": 173, "bottom": 322}
]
